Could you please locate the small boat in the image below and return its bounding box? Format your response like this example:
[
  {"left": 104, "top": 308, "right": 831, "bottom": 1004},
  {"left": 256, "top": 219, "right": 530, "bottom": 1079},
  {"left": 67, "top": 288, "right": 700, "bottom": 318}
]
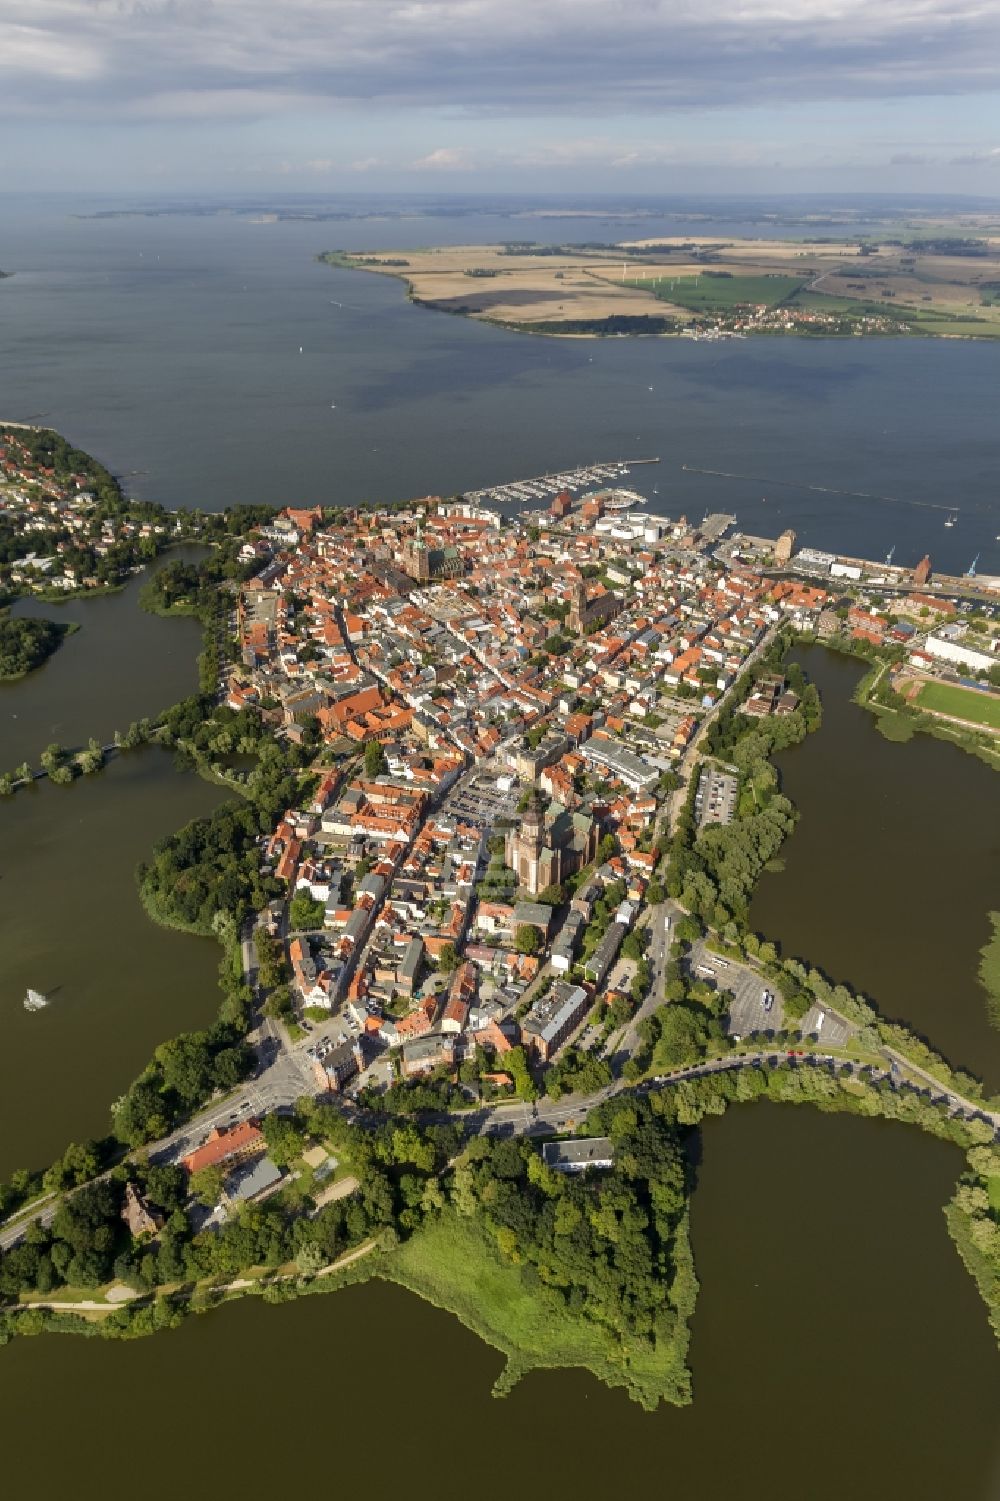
[
  {"left": 24, "top": 988, "right": 48, "bottom": 1012},
  {"left": 945, "top": 513, "right": 956, "bottom": 527}
]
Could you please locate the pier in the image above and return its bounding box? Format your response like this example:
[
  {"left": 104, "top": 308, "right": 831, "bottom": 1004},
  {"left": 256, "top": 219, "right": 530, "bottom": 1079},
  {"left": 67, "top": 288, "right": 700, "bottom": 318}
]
[{"left": 465, "top": 457, "right": 659, "bottom": 507}]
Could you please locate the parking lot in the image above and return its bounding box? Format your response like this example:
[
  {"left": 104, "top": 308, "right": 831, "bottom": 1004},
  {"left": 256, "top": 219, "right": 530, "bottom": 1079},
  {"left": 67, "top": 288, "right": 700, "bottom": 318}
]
[
  {"left": 689, "top": 942, "right": 786, "bottom": 1034},
  {"left": 695, "top": 766, "right": 738, "bottom": 828},
  {"left": 800, "top": 1003, "right": 851, "bottom": 1048},
  {"left": 441, "top": 772, "right": 519, "bottom": 831},
  {"left": 687, "top": 943, "right": 856, "bottom": 1045}
]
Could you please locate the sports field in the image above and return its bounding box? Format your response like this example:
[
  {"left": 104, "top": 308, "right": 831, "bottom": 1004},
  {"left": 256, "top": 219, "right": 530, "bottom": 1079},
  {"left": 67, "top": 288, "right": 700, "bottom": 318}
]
[{"left": 917, "top": 681, "right": 1000, "bottom": 729}]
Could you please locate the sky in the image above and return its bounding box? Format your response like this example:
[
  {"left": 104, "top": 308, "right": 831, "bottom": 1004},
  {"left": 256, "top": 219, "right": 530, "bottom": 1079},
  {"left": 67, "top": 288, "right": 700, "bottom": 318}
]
[{"left": 1, "top": 0, "right": 1000, "bottom": 195}]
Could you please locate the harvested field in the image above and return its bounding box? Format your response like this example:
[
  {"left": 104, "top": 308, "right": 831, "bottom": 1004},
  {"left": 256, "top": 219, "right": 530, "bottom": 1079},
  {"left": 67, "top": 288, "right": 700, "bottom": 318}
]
[{"left": 321, "top": 232, "right": 1000, "bottom": 337}]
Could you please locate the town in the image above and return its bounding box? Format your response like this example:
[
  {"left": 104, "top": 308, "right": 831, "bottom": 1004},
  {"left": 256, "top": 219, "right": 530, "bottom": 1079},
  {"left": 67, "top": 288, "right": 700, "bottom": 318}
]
[
  {"left": 0, "top": 426, "right": 177, "bottom": 597},
  {"left": 124, "top": 475, "right": 998, "bottom": 1219},
  {"left": 3, "top": 458, "right": 999, "bottom": 1398},
  {"left": 214, "top": 488, "right": 1000, "bottom": 1126},
  {"left": 224, "top": 486, "right": 818, "bottom": 1115}
]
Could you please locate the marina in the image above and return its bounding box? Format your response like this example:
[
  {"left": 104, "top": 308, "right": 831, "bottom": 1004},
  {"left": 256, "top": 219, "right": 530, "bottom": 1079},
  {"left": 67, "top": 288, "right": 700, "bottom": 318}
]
[{"left": 464, "top": 456, "right": 659, "bottom": 507}]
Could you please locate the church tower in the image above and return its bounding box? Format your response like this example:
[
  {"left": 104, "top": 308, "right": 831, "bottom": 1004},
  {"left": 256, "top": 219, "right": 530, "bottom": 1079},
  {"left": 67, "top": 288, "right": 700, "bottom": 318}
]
[
  {"left": 568, "top": 575, "right": 588, "bottom": 633},
  {"left": 510, "top": 791, "right": 546, "bottom": 893}
]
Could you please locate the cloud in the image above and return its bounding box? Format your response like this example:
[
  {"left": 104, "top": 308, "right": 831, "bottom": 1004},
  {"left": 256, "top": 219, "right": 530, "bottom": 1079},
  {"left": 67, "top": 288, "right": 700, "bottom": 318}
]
[
  {"left": 0, "top": 18, "right": 102, "bottom": 80},
  {"left": 949, "top": 146, "right": 1000, "bottom": 163},
  {"left": 1, "top": 0, "right": 999, "bottom": 123},
  {"left": 413, "top": 147, "right": 474, "bottom": 170}
]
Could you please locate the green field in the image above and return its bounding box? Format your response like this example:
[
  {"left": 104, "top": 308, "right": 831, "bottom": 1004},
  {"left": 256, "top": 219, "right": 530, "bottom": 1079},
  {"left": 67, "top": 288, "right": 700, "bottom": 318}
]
[
  {"left": 917, "top": 681, "right": 1000, "bottom": 728},
  {"left": 382, "top": 1209, "right": 693, "bottom": 1409},
  {"left": 647, "top": 273, "right": 805, "bottom": 313}
]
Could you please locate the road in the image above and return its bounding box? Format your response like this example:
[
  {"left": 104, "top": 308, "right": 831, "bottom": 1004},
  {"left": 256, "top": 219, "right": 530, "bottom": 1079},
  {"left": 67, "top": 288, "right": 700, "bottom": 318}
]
[
  {"left": 668, "top": 622, "right": 780, "bottom": 830},
  {"left": 4, "top": 1030, "right": 997, "bottom": 1253},
  {"left": 610, "top": 900, "right": 674, "bottom": 1062},
  {"left": 464, "top": 1049, "right": 867, "bottom": 1139}
]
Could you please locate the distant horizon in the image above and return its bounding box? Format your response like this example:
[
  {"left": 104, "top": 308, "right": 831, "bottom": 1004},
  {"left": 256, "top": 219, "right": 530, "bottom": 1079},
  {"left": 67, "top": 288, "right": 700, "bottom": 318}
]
[{"left": 6, "top": 189, "right": 1000, "bottom": 209}]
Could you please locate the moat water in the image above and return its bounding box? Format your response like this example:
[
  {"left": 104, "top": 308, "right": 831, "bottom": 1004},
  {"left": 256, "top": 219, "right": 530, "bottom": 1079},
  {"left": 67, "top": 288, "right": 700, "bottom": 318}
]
[
  {"left": 0, "top": 1107, "right": 995, "bottom": 1501},
  {"left": 0, "top": 747, "right": 225, "bottom": 1178},
  {"left": 1, "top": 547, "right": 207, "bottom": 770},
  {"left": 752, "top": 644, "right": 1000, "bottom": 1094}
]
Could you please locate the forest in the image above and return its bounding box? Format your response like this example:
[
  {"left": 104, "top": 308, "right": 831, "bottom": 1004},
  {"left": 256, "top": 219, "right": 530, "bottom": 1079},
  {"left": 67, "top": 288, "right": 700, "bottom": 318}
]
[
  {"left": 0, "top": 614, "right": 69, "bottom": 679},
  {"left": 452, "top": 1099, "right": 689, "bottom": 1346}
]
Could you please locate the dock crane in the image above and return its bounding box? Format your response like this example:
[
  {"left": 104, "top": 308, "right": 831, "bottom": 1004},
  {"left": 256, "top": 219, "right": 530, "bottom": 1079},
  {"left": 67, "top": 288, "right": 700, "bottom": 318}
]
[
  {"left": 966, "top": 554, "right": 980, "bottom": 578},
  {"left": 885, "top": 544, "right": 896, "bottom": 566}
]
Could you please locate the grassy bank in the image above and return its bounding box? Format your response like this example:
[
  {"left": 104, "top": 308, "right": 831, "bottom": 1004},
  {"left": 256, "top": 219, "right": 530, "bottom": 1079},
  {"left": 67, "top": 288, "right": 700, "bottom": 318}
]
[{"left": 381, "top": 1209, "right": 694, "bottom": 1409}]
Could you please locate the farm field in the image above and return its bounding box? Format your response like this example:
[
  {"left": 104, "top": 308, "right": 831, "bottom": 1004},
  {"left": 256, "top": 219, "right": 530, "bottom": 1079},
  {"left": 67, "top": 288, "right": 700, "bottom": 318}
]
[
  {"left": 917, "top": 681, "right": 1000, "bottom": 729},
  {"left": 322, "top": 230, "right": 1000, "bottom": 337},
  {"left": 645, "top": 272, "right": 805, "bottom": 312}
]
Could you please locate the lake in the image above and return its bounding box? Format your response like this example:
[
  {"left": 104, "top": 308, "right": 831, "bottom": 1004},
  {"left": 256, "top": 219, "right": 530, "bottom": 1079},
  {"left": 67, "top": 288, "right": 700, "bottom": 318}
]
[
  {"left": 752, "top": 644, "right": 1000, "bottom": 1092},
  {"left": 0, "top": 747, "right": 227, "bottom": 1177},
  {"left": 1, "top": 546, "right": 207, "bottom": 771},
  {"left": 0, "top": 1105, "right": 996, "bottom": 1501}
]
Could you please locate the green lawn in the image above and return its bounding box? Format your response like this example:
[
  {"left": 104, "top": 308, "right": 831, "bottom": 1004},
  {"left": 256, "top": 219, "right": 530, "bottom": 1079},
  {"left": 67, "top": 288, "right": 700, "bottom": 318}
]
[
  {"left": 381, "top": 1209, "right": 693, "bottom": 1409},
  {"left": 646, "top": 273, "right": 805, "bottom": 313},
  {"left": 917, "top": 681, "right": 1000, "bottom": 729}
]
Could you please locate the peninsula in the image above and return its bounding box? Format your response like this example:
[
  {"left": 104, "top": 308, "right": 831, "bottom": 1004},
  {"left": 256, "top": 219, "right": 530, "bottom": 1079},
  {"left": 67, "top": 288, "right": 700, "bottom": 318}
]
[{"left": 321, "top": 231, "right": 1000, "bottom": 338}]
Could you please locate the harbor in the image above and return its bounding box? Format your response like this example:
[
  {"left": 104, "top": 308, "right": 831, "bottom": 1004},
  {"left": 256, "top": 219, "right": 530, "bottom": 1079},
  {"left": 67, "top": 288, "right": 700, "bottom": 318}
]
[{"left": 464, "top": 456, "right": 659, "bottom": 507}]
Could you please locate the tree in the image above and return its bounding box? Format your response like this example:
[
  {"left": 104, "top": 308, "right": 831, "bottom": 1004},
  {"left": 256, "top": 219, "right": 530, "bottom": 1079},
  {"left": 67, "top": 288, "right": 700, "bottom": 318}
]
[
  {"left": 289, "top": 891, "right": 325, "bottom": 931},
  {"left": 437, "top": 942, "right": 458, "bottom": 974},
  {"left": 261, "top": 1113, "right": 305, "bottom": 1167},
  {"left": 505, "top": 1046, "right": 537, "bottom": 1102},
  {"left": 190, "top": 1165, "right": 225, "bottom": 1207},
  {"left": 296, "top": 1239, "right": 327, "bottom": 1275},
  {"left": 515, "top": 925, "right": 540, "bottom": 956},
  {"left": 622, "top": 930, "right": 645, "bottom": 962},
  {"left": 264, "top": 983, "right": 294, "bottom": 1022},
  {"left": 363, "top": 739, "right": 387, "bottom": 779},
  {"left": 40, "top": 742, "right": 65, "bottom": 773},
  {"left": 77, "top": 736, "right": 106, "bottom": 774}
]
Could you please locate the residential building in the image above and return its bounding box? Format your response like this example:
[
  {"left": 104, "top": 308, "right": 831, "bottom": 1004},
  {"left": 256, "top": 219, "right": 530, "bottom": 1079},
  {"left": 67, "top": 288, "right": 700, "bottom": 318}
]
[
  {"left": 542, "top": 1137, "right": 615, "bottom": 1173},
  {"left": 521, "top": 982, "right": 589, "bottom": 1062}
]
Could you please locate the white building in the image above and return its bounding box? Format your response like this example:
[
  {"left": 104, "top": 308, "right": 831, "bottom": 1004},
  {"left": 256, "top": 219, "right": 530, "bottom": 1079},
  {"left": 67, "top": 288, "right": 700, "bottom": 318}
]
[{"left": 923, "top": 635, "right": 996, "bottom": 674}]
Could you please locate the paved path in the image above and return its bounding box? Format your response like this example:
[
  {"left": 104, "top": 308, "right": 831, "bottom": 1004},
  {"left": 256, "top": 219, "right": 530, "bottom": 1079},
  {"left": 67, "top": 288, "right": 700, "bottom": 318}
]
[{"left": 882, "top": 1048, "right": 1000, "bottom": 1131}]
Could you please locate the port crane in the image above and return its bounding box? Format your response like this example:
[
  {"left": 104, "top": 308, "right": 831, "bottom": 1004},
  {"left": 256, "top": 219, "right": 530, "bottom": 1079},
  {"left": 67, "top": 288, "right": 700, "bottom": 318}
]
[
  {"left": 966, "top": 554, "right": 980, "bottom": 578},
  {"left": 885, "top": 544, "right": 895, "bottom": 566}
]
